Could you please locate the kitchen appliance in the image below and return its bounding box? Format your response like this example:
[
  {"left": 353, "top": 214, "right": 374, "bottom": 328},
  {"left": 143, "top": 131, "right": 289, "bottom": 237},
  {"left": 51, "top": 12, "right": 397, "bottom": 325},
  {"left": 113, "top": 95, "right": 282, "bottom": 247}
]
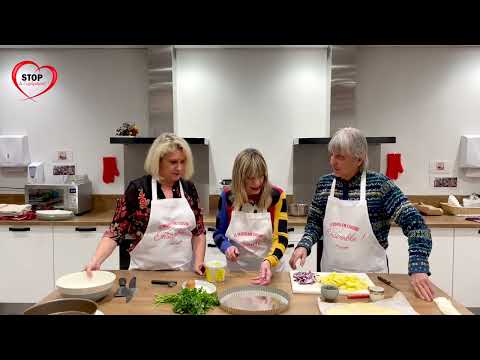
[
  {"left": 288, "top": 203, "right": 309, "bottom": 216},
  {"left": 25, "top": 180, "right": 92, "bottom": 215},
  {"left": 0, "top": 135, "right": 30, "bottom": 167},
  {"left": 27, "top": 162, "right": 45, "bottom": 184}
]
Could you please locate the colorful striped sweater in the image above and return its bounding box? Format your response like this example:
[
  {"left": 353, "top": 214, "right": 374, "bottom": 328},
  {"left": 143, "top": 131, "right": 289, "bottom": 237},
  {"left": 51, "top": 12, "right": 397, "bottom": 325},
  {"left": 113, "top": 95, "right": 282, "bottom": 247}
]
[
  {"left": 213, "top": 186, "right": 288, "bottom": 268},
  {"left": 296, "top": 171, "right": 432, "bottom": 275}
]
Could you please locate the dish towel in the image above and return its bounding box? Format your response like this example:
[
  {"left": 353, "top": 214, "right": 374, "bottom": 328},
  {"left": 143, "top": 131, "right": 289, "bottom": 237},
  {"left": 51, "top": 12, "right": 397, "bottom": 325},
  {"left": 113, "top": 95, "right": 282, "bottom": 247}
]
[
  {"left": 0, "top": 203, "right": 32, "bottom": 215},
  {"left": 103, "top": 157, "right": 120, "bottom": 184},
  {"left": 386, "top": 153, "right": 404, "bottom": 180}
]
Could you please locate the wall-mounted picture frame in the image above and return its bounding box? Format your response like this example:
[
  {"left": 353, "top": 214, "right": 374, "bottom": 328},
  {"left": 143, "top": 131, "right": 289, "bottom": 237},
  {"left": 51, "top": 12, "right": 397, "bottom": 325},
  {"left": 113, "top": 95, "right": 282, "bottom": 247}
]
[
  {"left": 52, "top": 164, "right": 75, "bottom": 175},
  {"left": 433, "top": 176, "right": 458, "bottom": 188}
]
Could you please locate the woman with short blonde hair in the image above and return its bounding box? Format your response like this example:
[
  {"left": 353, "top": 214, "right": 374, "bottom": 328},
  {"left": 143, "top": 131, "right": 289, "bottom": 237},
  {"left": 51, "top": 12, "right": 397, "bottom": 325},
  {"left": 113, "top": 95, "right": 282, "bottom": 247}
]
[
  {"left": 85, "top": 133, "right": 206, "bottom": 275},
  {"left": 144, "top": 133, "right": 194, "bottom": 181},
  {"left": 214, "top": 148, "right": 289, "bottom": 285}
]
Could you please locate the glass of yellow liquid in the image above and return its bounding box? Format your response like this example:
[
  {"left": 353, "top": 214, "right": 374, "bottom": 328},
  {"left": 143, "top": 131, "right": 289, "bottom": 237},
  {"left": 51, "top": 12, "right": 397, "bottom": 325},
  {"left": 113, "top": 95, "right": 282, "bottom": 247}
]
[{"left": 205, "top": 260, "right": 226, "bottom": 283}]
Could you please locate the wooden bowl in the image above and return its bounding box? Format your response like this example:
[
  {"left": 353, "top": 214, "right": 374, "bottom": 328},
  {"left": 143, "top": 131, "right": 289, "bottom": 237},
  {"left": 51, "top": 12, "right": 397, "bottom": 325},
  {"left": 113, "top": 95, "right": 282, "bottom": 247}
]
[{"left": 24, "top": 298, "right": 98, "bottom": 315}]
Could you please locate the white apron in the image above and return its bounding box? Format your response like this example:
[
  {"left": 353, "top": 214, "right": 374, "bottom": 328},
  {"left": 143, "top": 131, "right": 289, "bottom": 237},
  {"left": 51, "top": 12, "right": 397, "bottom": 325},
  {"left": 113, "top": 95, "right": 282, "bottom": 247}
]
[
  {"left": 129, "top": 178, "right": 196, "bottom": 271},
  {"left": 321, "top": 171, "right": 388, "bottom": 273},
  {"left": 225, "top": 209, "right": 287, "bottom": 272}
]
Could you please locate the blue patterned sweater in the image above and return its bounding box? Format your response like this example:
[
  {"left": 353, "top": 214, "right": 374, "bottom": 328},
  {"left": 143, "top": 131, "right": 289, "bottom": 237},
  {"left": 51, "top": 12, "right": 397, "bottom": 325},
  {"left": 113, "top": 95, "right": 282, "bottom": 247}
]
[{"left": 296, "top": 171, "right": 432, "bottom": 275}]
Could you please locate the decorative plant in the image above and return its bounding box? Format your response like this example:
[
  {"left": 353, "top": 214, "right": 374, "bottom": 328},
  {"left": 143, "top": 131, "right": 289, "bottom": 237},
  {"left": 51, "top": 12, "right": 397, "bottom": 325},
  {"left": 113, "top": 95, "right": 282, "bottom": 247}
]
[{"left": 115, "top": 122, "right": 139, "bottom": 136}]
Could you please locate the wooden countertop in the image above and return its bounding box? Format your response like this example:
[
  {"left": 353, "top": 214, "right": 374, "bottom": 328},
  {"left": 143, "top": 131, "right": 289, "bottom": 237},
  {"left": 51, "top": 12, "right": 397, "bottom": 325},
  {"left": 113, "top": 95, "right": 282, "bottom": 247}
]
[
  {"left": 2, "top": 211, "right": 479, "bottom": 228},
  {"left": 0, "top": 209, "right": 115, "bottom": 226},
  {"left": 40, "top": 271, "right": 472, "bottom": 315}
]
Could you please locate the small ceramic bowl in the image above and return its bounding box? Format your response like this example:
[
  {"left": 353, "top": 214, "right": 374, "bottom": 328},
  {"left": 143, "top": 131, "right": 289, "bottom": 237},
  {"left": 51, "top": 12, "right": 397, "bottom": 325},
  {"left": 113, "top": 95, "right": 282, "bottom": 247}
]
[{"left": 321, "top": 284, "right": 339, "bottom": 302}]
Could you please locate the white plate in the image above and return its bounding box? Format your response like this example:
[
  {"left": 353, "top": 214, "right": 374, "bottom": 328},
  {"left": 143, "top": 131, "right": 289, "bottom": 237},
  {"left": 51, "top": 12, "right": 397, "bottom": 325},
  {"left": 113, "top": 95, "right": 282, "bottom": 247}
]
[
  {"left": 36, "top": 209, "right": 74, "bottom": 220},
  {"left": 56, "top": 271, "right": 116, "bottom": 300},
  {"left": 182, "top": 280, "right": 216, "bottom": 294}
]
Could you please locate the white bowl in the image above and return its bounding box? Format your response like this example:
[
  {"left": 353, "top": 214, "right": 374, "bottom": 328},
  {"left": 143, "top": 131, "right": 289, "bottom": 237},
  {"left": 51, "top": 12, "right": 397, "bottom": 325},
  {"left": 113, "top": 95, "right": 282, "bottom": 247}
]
[
  {"left": 56, "top": 271, "right": 116, "bottom": 301},
  {"left": 182, "top": 280, "right": 217, "bottom": 294}
]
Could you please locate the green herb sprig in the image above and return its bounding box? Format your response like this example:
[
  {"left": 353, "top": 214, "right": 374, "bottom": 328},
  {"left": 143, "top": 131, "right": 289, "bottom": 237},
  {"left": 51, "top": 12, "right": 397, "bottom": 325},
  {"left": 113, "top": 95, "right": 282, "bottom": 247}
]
[{"left": 154, "top": 287, "right": 220, "bottom": 315}]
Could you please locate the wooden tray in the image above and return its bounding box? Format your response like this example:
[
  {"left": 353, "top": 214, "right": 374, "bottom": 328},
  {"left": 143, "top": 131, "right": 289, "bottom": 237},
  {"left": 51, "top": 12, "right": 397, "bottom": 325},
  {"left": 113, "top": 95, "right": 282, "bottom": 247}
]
[
  {"left": 415, "top": 203, "right": 443, "bottom": 216},
  {"left": 439, "top": 202, "right": 480, "bottom": 216}
]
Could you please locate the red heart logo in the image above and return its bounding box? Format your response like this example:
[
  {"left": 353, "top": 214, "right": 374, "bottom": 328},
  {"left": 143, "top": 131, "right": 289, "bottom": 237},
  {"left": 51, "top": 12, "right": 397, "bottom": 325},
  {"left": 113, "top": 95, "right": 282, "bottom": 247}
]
[{"left": 11, "top": 60, "right": 58, "bottom": 101}]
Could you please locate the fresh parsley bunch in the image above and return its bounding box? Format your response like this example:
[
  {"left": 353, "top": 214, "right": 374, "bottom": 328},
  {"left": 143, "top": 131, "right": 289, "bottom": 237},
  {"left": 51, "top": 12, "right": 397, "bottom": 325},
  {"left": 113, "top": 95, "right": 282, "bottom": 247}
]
[{"left": 154, "top": 287, "right": 220, "bottom": 315}]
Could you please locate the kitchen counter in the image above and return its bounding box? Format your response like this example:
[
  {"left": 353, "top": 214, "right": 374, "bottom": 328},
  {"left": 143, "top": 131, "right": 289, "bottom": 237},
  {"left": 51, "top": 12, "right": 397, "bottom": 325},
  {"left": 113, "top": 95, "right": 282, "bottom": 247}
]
[
  {"left": 39, "top": 271, "right": 472, "bottom": 315},
  {"left": 0, "top": 209, "right": 114, "bottom": 226},
  {"left": 1, "top": 211, "right": 479, "bottom": 228}
]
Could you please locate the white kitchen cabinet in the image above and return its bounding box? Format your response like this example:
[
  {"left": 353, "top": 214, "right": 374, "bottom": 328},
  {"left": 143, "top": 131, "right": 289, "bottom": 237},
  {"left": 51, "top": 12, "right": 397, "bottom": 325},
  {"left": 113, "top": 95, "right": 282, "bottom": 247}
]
[
  {"left": 453, "top": 228, "right": 480, "bottom": 307},
  {"left": 53, "top": 226, "right": 119, "bottom": 281},
  {"left": 387, "top": 227, "right": 454, "bottom": 296},
  {"left": 0, "top": 225, "right": 54, "bottom": 303}
]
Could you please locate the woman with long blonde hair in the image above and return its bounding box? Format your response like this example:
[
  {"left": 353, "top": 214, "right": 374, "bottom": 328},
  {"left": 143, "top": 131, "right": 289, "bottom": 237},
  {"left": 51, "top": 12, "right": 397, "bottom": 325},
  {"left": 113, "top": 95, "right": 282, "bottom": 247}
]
[{"left": 214, "top": 148, "right": 288, "bottom": 285}]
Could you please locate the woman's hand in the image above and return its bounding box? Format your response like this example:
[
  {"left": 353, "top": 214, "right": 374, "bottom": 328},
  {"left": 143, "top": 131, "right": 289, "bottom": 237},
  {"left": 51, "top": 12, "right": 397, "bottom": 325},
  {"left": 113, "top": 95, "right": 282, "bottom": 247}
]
[
  {"left": 289, "top": 247, "right": 307, "bottom": 270},
  {"left": 251, "top": 260, "right": 272, "bottom": 286},
  {"left": 225, "top": 246, "right": 240, "bottom": 262},
  {"left": 410, "top": 273, "right": 435, "bottom": 302},
  {"left": 84, "top": 258, "right": 102, "bottom": 278},
  {"left": 194, "top": 262, "right": 206, "bottom": 275}
]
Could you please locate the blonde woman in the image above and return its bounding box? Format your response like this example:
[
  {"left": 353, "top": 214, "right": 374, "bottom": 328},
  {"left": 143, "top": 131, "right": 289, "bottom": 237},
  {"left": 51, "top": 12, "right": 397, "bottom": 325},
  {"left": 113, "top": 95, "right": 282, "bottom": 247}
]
[
  {"left": 214, "top": 148, "right": 289, "bottom": 285},
  {"left": 85, "top": 133, "right": 206, "bottom": 274}
]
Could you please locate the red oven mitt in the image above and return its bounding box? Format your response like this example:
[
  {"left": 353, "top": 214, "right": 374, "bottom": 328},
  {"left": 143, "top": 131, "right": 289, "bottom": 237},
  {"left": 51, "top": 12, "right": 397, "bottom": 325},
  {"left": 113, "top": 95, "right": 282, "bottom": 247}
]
[
  {"left": 386, "top": 153, "right": 404, "bottom": 180},
  {"left": 103, "top": 157, "right": 120, "bottom": 184}
]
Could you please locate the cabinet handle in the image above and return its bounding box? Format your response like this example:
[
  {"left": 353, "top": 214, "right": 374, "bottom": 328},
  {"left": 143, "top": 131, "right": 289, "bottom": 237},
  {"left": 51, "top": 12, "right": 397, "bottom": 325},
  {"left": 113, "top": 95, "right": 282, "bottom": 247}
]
[
  {"left": 288, "top": 227, "right": 295, "bottom": 232},
  {"left": 207, "top": 244, "right": 217, "bottom": 248},
  {"left": 9, "top": 227, "right": 31, "bottom": 232},
  {"left": 288, "top": 244, "right": 294, "bottom": 248},
  {"left": 207, "top": 227, "right": 216, "bottom": 232},
  {"left": 75, "top": 227, "right": 97, "bottom": 232}
]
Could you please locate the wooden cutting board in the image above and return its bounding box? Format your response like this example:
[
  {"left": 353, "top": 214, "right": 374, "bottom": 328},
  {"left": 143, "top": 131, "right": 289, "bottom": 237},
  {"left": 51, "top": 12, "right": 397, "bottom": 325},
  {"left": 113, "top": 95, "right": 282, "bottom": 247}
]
[{"left": 289, "top": 271, "right": 375, "bottom": 296}]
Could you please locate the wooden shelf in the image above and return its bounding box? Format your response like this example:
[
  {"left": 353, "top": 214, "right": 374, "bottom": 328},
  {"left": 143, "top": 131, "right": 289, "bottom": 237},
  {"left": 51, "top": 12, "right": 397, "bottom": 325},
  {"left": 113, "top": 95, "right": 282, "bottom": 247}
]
[
  {"left": 294, "top": 137, "right": 396, "bottom": 145},
  {"left": 110, "top": 137, "right": 208, "bottom": 145}
]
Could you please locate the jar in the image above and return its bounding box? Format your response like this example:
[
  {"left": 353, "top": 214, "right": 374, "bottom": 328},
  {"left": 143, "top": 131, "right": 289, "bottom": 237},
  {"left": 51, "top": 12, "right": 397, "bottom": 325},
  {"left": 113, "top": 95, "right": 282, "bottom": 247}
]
[
  {"left": 205, "top": 260, "right": 226, "bottom": 283},
  {"left": 369, "top": 286, "right": 385, "bottom": 301}
]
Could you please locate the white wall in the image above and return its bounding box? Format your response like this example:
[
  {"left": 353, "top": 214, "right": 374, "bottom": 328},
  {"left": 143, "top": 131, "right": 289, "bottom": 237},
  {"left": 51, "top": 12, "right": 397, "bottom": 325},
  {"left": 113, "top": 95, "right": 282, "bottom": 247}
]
[
  {"left": 0, "top": 49, "right": 148, "bottom": 194},
  {"left": 355, "top": 46, "right": 480, "bottom": 195},
  {"left": 174, "top": 48, "right": 330, "bottom": 194}
]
